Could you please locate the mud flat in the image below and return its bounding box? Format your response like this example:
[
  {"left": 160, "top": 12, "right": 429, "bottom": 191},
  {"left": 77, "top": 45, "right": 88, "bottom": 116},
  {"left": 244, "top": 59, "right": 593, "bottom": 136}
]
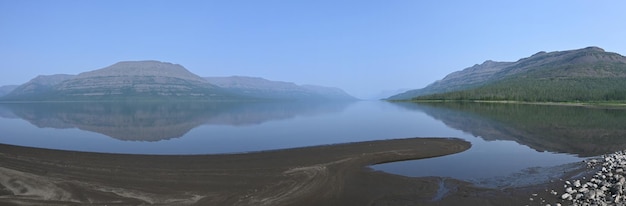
[{"left": 0, "top": 137, "right": 581, "bottom": 206}]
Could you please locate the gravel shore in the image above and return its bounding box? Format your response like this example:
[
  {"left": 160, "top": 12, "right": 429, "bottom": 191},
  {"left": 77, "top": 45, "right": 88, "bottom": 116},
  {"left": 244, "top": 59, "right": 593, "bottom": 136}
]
[{"left": 542, "top": 151, "right": 626, "bottom": 206}]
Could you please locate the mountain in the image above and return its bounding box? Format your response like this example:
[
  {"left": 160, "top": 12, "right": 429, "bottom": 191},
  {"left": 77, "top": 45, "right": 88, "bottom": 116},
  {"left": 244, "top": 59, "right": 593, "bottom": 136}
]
[
  {"left": 2, "top": 61, "right": 356, "bottom": 101},
  {"left": 2, "top": 61, "right": 239, "bottom": 101},
  {"left": 52, "top": 61, "right": 232, "bottom": 100},
  {"left": 388, "top": 61, "right": 513, "bottom": 100},
  {"left": 300, "top": 85, "right": 357, "bottom": 100},
  {"left": 204, "top": 76, "right": 357, "bottom": 100},
  {"left": 0, "top": 85, "right": 19, "bottom": 97},
  {"left": 389, "top": 47, "right": 626, "bottom": 102},
  {"left": 369, "top": 88, "right": 411, "bottom": 100}
]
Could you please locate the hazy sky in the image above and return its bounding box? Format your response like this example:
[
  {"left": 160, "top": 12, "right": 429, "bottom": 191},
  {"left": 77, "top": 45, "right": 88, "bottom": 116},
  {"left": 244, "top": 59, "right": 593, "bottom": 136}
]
[{"left": 1, "top": 1, "right": 625, "bottom": 99}]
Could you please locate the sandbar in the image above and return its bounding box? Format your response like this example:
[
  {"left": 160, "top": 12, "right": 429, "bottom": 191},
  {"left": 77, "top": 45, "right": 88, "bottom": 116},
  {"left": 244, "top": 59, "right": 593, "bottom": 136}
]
[{"left": 0, "top": 137, "right": 582, "bottom": 205}]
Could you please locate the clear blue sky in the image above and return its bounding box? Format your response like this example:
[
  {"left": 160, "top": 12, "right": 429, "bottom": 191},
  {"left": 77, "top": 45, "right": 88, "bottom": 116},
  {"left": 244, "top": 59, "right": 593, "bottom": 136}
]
[{"left": 1, "top": 0, "right": 625, "bottom": 99}]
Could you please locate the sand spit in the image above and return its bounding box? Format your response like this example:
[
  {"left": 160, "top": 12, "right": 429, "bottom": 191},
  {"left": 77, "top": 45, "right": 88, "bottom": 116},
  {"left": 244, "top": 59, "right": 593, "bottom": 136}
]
[{"left": 0, "top": 137, "right": 588, "bottom": 206}]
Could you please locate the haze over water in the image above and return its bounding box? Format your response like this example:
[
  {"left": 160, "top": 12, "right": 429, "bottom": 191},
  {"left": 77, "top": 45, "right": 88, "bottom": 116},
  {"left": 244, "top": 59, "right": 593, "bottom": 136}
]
[{"left": 1, "top": 101, "right": 625, "bottom": 183}]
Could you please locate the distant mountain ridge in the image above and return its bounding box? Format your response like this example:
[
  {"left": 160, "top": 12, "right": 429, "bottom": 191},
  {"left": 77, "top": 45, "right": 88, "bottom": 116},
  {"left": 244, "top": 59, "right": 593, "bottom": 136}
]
[
  {"left": 389, "top": 47, "right": 626, "bottom": 102},
  {"left": 0, "top": 85, "right": 19, "bottom": 97},
  {"left": 204, "top": 76, "right": 357, "bottom": 100},
  {"left": 1, "top": 61, "right": 356, "bottom": 101},
  {"left": 6, "top": 74, "right": 76, "bottom": 97}
]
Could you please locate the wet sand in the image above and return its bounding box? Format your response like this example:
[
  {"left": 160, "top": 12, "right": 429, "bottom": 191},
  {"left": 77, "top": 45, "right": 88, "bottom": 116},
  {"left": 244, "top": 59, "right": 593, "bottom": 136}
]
[{"left": 0, "top": 137, "right": 585, "bottom": 205}]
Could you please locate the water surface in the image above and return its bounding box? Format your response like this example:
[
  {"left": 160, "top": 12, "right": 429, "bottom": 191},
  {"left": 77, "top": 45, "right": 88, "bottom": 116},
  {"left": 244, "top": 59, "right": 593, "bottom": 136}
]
[{"left": 1, "top": 101, "right": 624, "bottom": 184}]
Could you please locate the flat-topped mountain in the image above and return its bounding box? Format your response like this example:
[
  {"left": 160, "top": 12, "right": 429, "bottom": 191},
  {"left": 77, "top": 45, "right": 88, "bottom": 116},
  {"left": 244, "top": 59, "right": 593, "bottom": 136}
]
[
  {"left": 54, "top": 61, "right": 224, "bottom": 99},
  {"left": 2, "top": 61, "right": 356, "bottom": 101},
  {"left": 3, "top": 61, "right": 227, "bottom": 101},
  {"left": 204, "top": 76, "right": 357, "bottom": 100},
  {"left": 389, "top": 47, "right": 626, "bottom": 102},
  {"left": 76, "top": 61, "right": 207, "bottom": 82}
]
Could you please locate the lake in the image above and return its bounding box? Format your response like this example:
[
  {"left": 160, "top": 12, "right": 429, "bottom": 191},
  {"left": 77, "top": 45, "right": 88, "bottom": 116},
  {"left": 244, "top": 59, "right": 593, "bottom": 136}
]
[{"left": 1, "top": 100, "right": 625, "bottom": 186}]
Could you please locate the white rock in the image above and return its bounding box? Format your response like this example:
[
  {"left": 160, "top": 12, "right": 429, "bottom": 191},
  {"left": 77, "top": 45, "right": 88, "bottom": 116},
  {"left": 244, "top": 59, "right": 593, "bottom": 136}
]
[
  {"left": 574, "top": 180, "right": 582, "bottom": 187},
  {"left": 575, "top": 193, "right": 584, "bottom": 199},
  {"left": 561, "top": 193, "right": 571, "bottom": 200}
]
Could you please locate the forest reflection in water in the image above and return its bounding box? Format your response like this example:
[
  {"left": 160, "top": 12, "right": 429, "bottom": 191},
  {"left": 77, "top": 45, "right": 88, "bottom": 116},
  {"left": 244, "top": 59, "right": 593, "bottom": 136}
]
[
  {"left": 395, "top": 102, "right": 626, "bottom": 157},
  {"left": 373, "top": 102, "right": 626, "bottom": 185}
]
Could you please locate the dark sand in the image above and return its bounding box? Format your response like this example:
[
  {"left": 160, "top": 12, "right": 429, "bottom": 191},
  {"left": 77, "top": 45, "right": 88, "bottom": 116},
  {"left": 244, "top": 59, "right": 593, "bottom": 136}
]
[{"left": 0, "top": 138, "right": 586, "bottom": 206}]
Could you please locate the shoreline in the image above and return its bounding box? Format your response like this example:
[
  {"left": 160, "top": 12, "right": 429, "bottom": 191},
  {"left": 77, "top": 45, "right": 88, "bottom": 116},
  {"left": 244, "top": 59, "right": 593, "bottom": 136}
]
[
  {"left": 0, "top": 137, "right": 591, "bottom": 205},
  {"left": 0, "top": 137, "right": 470, "bottom": 205},
  {"left": 393, "top": 99, "right": 626, "bottom": 108}
]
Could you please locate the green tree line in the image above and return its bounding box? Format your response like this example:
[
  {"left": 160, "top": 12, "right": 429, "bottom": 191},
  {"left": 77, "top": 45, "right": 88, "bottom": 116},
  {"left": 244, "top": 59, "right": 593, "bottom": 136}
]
[{"left": 413, "top": 77, "right": 626, "bottom": 102}]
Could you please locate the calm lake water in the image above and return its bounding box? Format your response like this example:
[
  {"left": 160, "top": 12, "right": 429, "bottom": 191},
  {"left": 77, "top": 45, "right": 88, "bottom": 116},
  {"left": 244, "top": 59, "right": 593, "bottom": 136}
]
[{"left": 1, "top": 100, "right": 625, "bottom": 185}]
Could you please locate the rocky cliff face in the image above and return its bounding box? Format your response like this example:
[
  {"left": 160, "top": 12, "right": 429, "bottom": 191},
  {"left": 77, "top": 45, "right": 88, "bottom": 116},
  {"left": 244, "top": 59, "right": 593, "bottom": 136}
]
[
  {"left": 491, "top": 47, "right": 626, "bottom": 79},
  {"left": 389, "top": 46, "right": 626, "bottom": 100}
]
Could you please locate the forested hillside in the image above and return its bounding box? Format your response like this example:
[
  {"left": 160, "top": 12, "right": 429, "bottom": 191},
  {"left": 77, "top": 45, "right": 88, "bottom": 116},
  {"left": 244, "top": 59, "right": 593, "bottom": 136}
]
[
  {"left": 414, "top": 77, "right": 626, "bottom": 102},
  {"left": 391, "top": 47, "right": 626, "bottom": 102}
]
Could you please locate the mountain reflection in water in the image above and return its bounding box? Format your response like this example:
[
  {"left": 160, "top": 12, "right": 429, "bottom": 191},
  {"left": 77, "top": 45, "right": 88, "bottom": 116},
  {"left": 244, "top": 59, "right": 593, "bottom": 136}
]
[
  {"left": 396, "top": 102, "right": 626, "bottom": 157},
  {"left": 0, "top": 101, "right": 351, "bottom": 141}
]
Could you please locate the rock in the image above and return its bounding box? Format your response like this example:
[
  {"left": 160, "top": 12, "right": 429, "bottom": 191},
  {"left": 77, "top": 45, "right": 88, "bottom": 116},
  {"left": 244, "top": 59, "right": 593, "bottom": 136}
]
[
  {"left": 575, "top": 193, "right": 583, "bottom": 200},
  {"left": 573, "top": 180, "right": 581, "bottom": 187},
  {"left": 561, "top": 193, "right": 571, "bottom": 200}
]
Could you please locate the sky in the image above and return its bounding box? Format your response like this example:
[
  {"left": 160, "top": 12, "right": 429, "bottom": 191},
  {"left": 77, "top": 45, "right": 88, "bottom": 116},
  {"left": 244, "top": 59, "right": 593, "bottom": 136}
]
[{"left": 1, "top": 1, "right": 625, "bottom": 99}]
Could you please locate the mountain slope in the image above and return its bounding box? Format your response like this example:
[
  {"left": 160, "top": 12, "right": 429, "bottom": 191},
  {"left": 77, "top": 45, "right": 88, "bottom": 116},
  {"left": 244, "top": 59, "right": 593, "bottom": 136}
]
[
  {"left": 0, "top": 85, "right": 19, "bottom": 97},
  {"left": 204, "top": 76, "right": 357, "bottom": 100},
  {"left": 389, "top": 60, "right": 513, "bottom": 100},
  {"left": 3, "top": 74, "right": 76, "bottom": 99},
  {"left": 389, "top": 47, "right": 626, "bottom": 102}
]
